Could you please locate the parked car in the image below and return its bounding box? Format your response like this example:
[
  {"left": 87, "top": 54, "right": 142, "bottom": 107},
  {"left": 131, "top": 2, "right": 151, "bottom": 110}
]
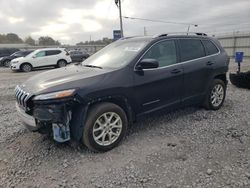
[
  {"left": 15, "top": 33, "right": 229, "bottom": 152},
  {"left": 0, "top": 48, "right": 19, "bottom": 65},
  {"left": 10, "top": 48, "right": 72, "bottom": 72},
  {"left": 69, "top": 50, "right": 90, "bottom": 62},
  {"left": 0, "top": 50, "right": 34, "bottom": 67}
]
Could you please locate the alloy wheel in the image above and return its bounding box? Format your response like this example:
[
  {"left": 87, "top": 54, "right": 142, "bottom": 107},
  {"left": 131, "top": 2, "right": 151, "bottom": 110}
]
[
  {"left": 210, "top": 84, "right": 224, "bottom": 107},
  {"left": 22, "top": 64, "right": 32, "bottom": 72},
  {"left": 92, "top": 112, "right": 122, "bottom": 146}
]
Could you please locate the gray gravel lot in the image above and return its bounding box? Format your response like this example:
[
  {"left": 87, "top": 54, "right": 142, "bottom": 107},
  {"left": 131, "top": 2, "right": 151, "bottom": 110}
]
[{"left": 0, "top": 64, "right": 249, "bottom": 188}]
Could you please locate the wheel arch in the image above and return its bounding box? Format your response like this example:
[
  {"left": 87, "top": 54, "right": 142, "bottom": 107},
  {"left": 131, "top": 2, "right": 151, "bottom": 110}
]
[
  {"left": 214, "top": 73, "right": 227, "bottom": 85},
  {"left": 57, "top": 59, "right": 67, "bottom": 64},
  {"left": 70, "top": 95, "right": 135, "bottom": 141},
  {"left": 20, "top": 62, "right": 33, "bottom": 69}
]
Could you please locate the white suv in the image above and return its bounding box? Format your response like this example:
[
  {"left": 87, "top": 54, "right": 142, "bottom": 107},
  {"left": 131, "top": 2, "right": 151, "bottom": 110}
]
[{"left": 10, "top": 48, "right": 72, "bottom": 72}]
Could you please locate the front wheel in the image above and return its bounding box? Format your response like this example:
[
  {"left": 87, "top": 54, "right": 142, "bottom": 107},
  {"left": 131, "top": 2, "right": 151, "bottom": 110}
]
[
  {"left": 21, "top": 63, "right": 32, "bottom": 72},
  {"left": 203, "top": 79, "right": 226, "bottom": 110},
  {"left": 82, "top": 102, "right": 128, "bottom": 152}
]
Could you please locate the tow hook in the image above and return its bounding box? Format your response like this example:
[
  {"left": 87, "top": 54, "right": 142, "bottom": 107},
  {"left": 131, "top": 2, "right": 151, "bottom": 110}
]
[{"left": 52, "top": 110, "right": 72, "bottom": 143}]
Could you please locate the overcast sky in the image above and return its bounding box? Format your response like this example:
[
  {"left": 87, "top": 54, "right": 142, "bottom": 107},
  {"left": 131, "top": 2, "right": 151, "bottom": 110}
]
[{"left": 0, "top": 0, "right": 250, "bottom": 44}]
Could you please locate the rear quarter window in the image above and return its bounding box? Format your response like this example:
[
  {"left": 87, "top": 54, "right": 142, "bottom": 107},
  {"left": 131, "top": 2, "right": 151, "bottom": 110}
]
[
  {"left": 179, "top": 39, "right": 205, "bottom": 62},
  {"left": 202, "top": 40, "right": 219, "bottom": 55}
]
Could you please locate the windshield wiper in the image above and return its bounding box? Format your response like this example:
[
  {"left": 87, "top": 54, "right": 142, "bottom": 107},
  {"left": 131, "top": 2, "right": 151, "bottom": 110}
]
[{"left": 83, "top": 64, "right": 103, "bottom": 69}]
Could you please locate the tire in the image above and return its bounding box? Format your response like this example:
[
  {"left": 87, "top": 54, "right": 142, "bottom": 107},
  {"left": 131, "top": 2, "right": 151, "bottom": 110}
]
[
  {"left": 229, "top": 72, "right": 250, "bottom": 89},
  {"left": 21, "top": 63, "right": 32, "bottom": 72},
  {"left": 3, "top": 60, "right": 10, "bottom": 67},
  {"left": 57, "top": 60, "right": 67, "bottom": 68},
  {"left": 82, "top": 102, "right": 128, "bottom": 152},
  {"left": 203, "top": 79, "right": 226, "bottom": 110}
]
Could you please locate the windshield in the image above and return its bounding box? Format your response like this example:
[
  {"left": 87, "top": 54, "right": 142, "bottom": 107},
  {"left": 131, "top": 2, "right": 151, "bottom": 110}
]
[{"left": 81, "top": 39, "right": 149, "bottom": 69}]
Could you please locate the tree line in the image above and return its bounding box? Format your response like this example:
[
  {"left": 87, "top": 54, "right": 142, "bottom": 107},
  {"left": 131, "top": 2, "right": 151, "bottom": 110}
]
[
  {"left": 76, "top": 37, "right": 113, "bottom": 45},
  {"left": 0, "top": 33, "right": 61, "bottom": 46}
]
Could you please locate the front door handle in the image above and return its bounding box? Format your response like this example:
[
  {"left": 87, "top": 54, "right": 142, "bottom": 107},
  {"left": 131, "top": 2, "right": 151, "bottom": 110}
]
[
  {"left": 206, "top": 61, "right": 214, "bottom": 66},
  {"left": 171, "top": 69, "right": 181, "bottom": 74}
]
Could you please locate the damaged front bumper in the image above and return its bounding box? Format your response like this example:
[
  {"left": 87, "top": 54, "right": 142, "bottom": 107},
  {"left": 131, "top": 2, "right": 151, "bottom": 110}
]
[
  {"left": 16, "top": 97, "right": 81, "bottom": 143},
  {"left": 16, "top": 103, "right": 39, "bottom": 131}
]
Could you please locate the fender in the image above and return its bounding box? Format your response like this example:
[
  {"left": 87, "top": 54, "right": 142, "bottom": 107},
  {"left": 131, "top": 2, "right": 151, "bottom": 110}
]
[{"left": 70, "top": 95, "right": 134, "bottom": 141}]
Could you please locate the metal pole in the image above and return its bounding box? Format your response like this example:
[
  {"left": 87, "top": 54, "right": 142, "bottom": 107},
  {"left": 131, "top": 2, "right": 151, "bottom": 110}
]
[
  {"left": 187, "top": 25, "right": 190, "bottom": 35},
  {"left": 118, "top": 0, "right": 124, "bottom": 37}
]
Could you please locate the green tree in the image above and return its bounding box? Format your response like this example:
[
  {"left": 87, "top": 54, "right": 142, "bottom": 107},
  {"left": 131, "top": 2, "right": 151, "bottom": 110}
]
[
  {"left": 38, "top": 36, "right": 60, "bottom": 46},
  {"left": 24, "top": 36, "right": 35, "bottom": 45},
  {"left": 6, "top": 33, "right": 23, "bottom": 43},
  {"left": 0, "top": 33, "right": 23, "bottom": 43}
]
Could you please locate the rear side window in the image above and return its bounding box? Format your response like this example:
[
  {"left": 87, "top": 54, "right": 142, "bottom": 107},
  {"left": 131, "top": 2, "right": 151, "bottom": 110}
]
[
  {"left": 46, "top": 50, "right": 61, "bottom": 56},
  {"left": 179, "top": 39, "right": 205, "bottom": 61},
  {"left": 143, "top": 40, "right": 177, "bottom": 67},
  {"left": 202, "top": 40, "right": 219, "bottom": 55}
]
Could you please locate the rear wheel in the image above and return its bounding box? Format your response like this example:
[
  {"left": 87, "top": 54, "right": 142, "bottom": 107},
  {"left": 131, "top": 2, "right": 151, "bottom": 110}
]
[
  {"left": 82, "top": 102, "right": 128, "bottom": 152},
  {"left": 203, "top": 79, "right": 226, "bottom": 110},
  {"left": 21, "top": 63, "right": 32, "bottom": 72},
  {"left": 57, "top": 60, "right": 67, "bottom": 68}
]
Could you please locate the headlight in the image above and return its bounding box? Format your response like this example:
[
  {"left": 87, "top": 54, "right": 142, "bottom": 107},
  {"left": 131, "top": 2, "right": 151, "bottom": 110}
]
[
  {"left": 11, "top": 61, "right": 19, "bottom": 64},
  {"left": 33, "top": 89, "right": 76, "bottom": 100}
]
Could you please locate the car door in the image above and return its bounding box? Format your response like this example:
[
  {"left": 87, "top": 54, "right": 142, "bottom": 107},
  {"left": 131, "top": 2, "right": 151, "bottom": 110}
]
[
  {"left": 33, "top": 51, "right": 50, "bottom": 67},
  {"left": 45, "top": 50, "right": 61, "bottom": 65},
  {"left": 178, "top": 38, "right": 215, "bottom": 105},
  {"left": 133, "top": 39, "right": 183, "bottom": 114}
]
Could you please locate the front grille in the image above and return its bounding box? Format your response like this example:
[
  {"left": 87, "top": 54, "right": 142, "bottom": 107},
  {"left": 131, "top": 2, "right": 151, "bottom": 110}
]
[{"left": 15, "top": 85, "right": 31, "bottom": 109}]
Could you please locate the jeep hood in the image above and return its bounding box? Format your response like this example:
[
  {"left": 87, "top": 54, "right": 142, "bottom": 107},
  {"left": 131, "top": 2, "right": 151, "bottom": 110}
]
[{"left": 22, "top": 65, "right": 111, "bottom": 95}]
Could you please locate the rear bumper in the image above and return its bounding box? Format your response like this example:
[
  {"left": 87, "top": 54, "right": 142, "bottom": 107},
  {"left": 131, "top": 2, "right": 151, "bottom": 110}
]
[{"left": 16, "top": 103, "right": 39, "bottom": 131}]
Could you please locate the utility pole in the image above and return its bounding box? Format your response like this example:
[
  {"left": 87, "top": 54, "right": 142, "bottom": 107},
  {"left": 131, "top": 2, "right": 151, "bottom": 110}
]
[
  {"left": 115, "top": 0, "right": 124, "bottom": 37},
  {"left": 187, "top": 25, "right": 190, "bottom": 35},
  {"left": 187, "top": 24, "right": 198, "bottom": 35}
]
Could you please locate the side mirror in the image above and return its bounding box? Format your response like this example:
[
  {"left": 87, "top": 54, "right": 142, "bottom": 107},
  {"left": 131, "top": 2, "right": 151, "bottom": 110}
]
[
  {"left": 136, "top": 59, "right": 159, "bottom": 70},
  {"left": 32, "top": 55, "right": 36, "bottom": 58}
]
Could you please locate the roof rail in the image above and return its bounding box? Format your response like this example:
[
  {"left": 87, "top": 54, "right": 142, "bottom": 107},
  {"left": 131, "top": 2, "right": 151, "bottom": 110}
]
[{"left": 153, "top": 32, "right": 207, "bottom": 38}]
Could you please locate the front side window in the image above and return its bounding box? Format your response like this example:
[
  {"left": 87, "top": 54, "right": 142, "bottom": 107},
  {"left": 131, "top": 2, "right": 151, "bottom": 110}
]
[
  {"left": 35, "top": 51, "right": 46, "bottom": 57},
  {"left": 143, "top": 40, "right": 177, "bottom": 67},
  {"left": 179, "top": 39, "right": 205, "bottom": 61},
  {"left": 202, "top": 40, "right": 219, "bottom": 55}
]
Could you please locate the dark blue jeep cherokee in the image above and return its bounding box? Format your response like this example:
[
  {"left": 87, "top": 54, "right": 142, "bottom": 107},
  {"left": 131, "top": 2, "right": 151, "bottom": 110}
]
[{"left": 15, "top": 33, "right": 229, "bottom": 152}]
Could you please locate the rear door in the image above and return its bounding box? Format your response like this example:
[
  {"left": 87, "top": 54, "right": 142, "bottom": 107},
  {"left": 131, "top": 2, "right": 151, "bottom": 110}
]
[
  {"left": 133, "top": 39, "right": 183, "bottom": 114},
  {"left": 178, "top": 38, "right": 215, "bottom": 105},
  {"left": 45, "top": 50, "right": 62, "bottom": 65}
]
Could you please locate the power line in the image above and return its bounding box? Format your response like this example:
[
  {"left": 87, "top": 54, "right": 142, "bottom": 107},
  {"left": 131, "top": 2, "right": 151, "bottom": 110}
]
[
  {"left": 123, "top": 16, "right": 198, "bottom": 26},
  {"left": 123, "top": 16, "right": 198, "bottom": 34}
]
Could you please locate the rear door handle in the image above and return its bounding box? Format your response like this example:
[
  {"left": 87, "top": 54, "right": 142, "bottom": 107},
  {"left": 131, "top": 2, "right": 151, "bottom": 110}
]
[
  {"left": 206, "top": 61, "right": 214, "bottom": 66},
  {"left": 171, "top": 69, "right": 181, "bottom": 74}
]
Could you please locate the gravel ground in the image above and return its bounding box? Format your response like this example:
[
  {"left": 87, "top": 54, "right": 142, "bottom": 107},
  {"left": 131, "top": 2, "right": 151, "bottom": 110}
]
[{"left": 0, "top": 64, "right": 249, "bottom": 188}]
